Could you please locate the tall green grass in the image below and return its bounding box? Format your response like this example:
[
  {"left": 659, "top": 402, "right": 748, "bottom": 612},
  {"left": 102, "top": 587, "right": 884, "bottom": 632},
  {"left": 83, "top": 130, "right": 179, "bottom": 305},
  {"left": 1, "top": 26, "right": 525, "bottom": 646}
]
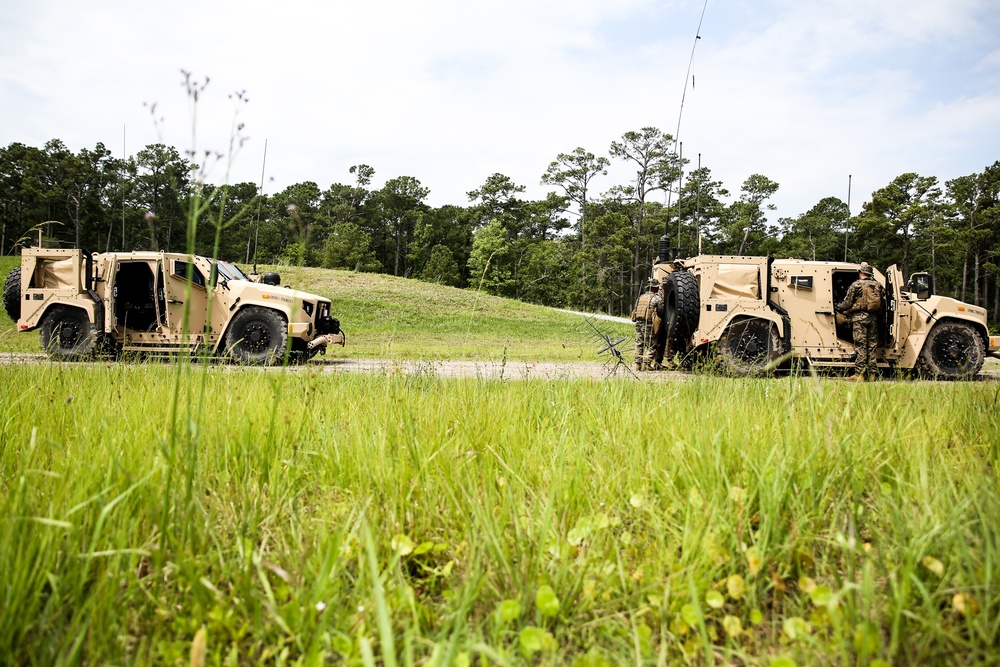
[{"left": 1, "top": 365, "right": 997, "bottom": 665}]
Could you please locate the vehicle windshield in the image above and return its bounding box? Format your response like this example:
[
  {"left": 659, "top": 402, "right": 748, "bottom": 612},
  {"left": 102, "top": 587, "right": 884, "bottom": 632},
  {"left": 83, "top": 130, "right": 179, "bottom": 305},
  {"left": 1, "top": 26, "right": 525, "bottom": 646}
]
[
  {"left": 220, "top": 261, "right": 248, "bottom": 281},
  {"left": 209, "top": 260, "right": 249, "bottom": 283}
]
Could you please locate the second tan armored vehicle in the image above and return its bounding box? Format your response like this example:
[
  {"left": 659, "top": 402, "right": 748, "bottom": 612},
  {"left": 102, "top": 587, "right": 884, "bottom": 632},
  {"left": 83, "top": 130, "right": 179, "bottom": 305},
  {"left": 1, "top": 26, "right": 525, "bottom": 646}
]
[
  {"left": 649, "top": 253, "right": 999, "bottom": 379},
  {"left": 3, "top": 246, "right": 344, "bottom": 364}
]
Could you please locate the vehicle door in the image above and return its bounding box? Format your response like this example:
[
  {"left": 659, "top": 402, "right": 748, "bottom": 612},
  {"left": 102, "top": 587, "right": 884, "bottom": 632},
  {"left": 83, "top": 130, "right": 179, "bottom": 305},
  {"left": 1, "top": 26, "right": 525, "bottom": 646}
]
[
  {"left": 882, "top": 265, "right": 908, "bottom": 356},
  {"left": 163, "top": 256, "right": 209, "bottom": 338},
  {"left": 111, "top": 259, "right": 161, "bottom": 333}
]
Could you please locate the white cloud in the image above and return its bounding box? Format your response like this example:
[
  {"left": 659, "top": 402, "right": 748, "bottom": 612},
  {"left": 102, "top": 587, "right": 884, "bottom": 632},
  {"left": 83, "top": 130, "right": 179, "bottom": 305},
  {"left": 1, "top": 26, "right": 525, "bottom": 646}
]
[{"left": 1, "top": 0, "right": 998, "bottom": 224}]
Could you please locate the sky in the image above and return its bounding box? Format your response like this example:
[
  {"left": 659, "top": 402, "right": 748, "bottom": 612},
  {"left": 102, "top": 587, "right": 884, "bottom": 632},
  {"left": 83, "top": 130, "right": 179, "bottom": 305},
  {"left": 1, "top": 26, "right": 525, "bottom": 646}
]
[{"left": 2, "top": 0, "right": 999, "bottom": 223}]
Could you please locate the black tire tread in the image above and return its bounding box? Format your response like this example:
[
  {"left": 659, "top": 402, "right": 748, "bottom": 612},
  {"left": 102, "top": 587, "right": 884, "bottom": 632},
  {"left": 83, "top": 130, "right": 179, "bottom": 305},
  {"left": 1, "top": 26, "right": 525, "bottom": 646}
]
[
  {"left": 225, "top": 306, "right": 288, "bottom": 366},
  {"left": 3, "top": 267, "right": 21, "bottom": 322},
  {"left": 916, "top": 320, "right": 985, "bottom": 380},
  {"left": 718, "top": 317, "right": 784, "bottom": 376},
  {"left": 663, "top": 271, "right": 700, "bottom": 347},
  {"left": 40, "top": 306, "right": 98, "bottom": 360}
]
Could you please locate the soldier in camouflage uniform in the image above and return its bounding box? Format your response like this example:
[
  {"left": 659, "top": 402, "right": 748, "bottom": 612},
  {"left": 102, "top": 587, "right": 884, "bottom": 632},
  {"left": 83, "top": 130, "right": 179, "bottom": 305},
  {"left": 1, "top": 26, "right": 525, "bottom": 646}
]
[
  {"left": 631, "top": 279, "right": 660, "bottom": 371},
  {"left": 835, "top": 262, "right": 885, "bottom": 380},
  {"left": 647, "top": 283, "right": 666, "bottom": 370}
]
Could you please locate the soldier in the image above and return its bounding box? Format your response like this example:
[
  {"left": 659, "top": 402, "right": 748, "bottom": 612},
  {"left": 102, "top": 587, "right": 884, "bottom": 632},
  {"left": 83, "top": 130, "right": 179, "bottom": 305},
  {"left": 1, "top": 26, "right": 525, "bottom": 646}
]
[
  {"left": 647, "top": 281, "right": 666, "bottom": 370},
  {"left": 835, "top": 262, "right": 886, "bottom": 380},
  {"left": 631, "top": 279, "right": 660, "bottom": 371}
]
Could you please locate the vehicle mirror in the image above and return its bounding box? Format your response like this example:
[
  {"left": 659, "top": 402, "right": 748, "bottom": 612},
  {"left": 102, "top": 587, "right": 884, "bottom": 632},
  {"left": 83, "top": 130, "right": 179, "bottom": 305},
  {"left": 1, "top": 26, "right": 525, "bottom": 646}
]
[{"left": 908, "top": 272, "right": 932, "bottom": 300}]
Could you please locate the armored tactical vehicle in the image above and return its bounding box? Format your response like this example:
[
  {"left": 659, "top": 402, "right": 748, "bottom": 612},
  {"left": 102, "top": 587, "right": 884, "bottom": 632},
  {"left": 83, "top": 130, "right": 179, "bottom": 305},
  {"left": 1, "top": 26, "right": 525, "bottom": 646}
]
[
  {"left": 650, "top": 251, "right": 999, "bottom": 379},
  {"left": 3, "top": 246, "right": 344, "bottom": 364}
]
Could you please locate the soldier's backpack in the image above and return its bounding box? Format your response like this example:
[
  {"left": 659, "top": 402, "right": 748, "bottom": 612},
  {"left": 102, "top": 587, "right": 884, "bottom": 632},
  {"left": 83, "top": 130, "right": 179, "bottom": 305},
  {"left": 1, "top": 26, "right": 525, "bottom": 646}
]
[
  {"left": 632, "top": 292, "right": 653, "bottom": 322},
  {"left": 857, "top": 279, "right": 884, "bottom": 314}
]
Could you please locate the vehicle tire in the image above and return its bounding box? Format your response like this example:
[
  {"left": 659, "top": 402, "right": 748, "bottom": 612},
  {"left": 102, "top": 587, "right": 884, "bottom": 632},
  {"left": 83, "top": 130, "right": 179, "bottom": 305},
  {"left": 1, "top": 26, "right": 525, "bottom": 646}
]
[
  {"left": 916, "top": 321, "right": 985, "bottom": 380},
  {"left": 225, "top": 306, "right": 287, "bottom": 365},
  {"left": 717, "top": 318, "right": 784, "bottom": 376},
  {"left": 3, "top": 267, "right": 21, "bottom": 322},
  {"left": 39, "top": 306, "right": 98, "bottom": 360},
  {"left": 663, "top": 271, "right": 700, "bottom": 349}
]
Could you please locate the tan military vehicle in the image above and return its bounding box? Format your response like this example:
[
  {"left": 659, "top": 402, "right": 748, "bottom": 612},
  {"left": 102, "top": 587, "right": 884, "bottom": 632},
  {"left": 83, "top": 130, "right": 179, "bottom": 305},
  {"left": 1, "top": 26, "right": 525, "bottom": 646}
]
[
  {"left": 650, "top": 253, "right": 999, "bottom": 379},
  {"left": 3, "top": 246, "right": 344, "bottom": 364}
]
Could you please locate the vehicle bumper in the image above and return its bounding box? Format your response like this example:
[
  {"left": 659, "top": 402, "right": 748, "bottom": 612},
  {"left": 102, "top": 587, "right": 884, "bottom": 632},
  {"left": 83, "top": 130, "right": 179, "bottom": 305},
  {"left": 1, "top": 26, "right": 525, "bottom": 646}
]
[{"left": 988, "top": 335, "right": 1000, "bottom": 359}]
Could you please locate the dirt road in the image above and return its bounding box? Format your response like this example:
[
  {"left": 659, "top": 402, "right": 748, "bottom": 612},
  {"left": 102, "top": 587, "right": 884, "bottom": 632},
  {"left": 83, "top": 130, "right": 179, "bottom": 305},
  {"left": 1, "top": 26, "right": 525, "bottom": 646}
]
[{"left": 3, "top": 351, "right": 999, "bottom": 381}]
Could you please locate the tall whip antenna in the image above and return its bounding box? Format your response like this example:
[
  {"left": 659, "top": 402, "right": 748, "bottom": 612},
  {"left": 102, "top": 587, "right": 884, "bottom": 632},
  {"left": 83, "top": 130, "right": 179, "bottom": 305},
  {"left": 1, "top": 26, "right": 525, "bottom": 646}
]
[
  {"left": 844, "top": 174, "right": 852, "bottom": 261},
  {"left": 122, "top": 125, "right": 126, "bottom": 251},
  {"left": 664, "top": 0, "right": 710, "bottom": 242},
  {"left": 251, "top": 139, "right": 268, "bottom": 274}
]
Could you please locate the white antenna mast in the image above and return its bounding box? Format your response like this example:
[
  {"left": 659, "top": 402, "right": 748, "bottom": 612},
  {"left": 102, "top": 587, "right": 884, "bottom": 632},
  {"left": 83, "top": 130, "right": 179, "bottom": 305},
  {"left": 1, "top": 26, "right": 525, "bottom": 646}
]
[
  {"left": 664, "top": 0, "right": 710, "bottom": 248},
  {"left": 251, "top": 139, "right": 268, "bottom": 273}
]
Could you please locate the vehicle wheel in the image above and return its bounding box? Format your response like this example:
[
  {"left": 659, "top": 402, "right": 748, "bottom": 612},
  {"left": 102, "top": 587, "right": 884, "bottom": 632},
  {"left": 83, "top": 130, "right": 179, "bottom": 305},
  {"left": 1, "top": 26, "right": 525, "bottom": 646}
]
[
  {"left": 663, "top": 271, "right": 700, "bottom": 349},
  {"left": 39, "top": 306, "right": 98, "bottom": 360},
  {"left": 717, "top": 318, "right": 783, "bottom": 376},
  {"left": 3, "top": 267, "right": 21, "bottom": 322},
  {"left": 916, "top": 321, "right": 985, "bottom": 380},
  {"left": 225, "top": 306, "right": 287, "bottom": 365}
]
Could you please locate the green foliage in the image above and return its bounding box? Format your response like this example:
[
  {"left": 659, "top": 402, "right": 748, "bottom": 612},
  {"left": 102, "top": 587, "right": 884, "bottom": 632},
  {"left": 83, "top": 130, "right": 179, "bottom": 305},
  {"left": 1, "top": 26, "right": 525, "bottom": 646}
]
[
  {"left": 468, "top": 219, "right": 515, "bottom": 296},
  {"left": 779, "top": 196, "right": 849, "bottom": 261},
  {"left": 320, "top": 220, "right": 381, "bottom": 272},
  {"left": 853, "top": 173, "right": 943, "bottom": 278},
  {"left": 419, "top": 244, "right": 460, "bottom": 286},
  {"left": 3, "top": 136, "right": 1000, "bottom": 322}
]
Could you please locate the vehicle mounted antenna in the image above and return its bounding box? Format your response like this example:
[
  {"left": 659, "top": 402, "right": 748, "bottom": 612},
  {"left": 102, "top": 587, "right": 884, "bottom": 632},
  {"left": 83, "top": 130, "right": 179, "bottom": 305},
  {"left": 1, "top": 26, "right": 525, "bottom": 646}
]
[
  {"left": 664, "top": 0, "right": 709, "bottom": 246},
  {"left": 251, "top": 139, "right": 268, "bottom": 274},
  {"left": 695, "top": 152, "right": 702, "bottom": 250},
  {"left": 676, "top": 141, "right": 684, "bottom": 251},
  {"left": 122, "top": 125, "right": 126, "bottom": 251},
  {"left": 844, "top": 174, "right": 852, "bottom": 261}
]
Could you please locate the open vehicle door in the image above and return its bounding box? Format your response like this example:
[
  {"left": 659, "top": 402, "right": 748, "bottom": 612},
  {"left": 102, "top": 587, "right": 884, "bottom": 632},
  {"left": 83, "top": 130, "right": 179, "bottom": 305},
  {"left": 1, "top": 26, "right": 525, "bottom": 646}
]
[{"left": 882, "top": 265, "right": 909, "bottom": 358}]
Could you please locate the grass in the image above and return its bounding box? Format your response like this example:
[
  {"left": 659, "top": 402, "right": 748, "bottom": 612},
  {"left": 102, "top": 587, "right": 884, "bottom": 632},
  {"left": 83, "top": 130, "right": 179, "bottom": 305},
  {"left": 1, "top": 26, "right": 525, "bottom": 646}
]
[
  {"left": 0, "top": 256, "right": 630, "bottom": 360},
  {"left": 1, "top": 364, "right": 998, "bottom": 665}
]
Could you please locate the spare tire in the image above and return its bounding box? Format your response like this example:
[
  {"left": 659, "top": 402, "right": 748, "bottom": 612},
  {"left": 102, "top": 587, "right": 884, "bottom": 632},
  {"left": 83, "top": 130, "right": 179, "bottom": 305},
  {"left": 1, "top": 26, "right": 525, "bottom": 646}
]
[
  {"left": 663, "top": 270, "right": 700, "bottom": 348},
  {"left": 3, "top": 267, "right": 21, "bottom": 322}
]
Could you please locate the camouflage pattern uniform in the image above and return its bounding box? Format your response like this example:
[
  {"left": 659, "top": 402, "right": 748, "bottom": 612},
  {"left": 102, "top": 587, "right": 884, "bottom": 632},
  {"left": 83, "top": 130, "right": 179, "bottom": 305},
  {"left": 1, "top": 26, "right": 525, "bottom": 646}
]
[
  {"left": 835, "top": 265, "right": 885, "bottom": 379},
  {"left": 631, "top": 284, "right": 659, "bottom": 370},
  {"left": 646, "top": 289, "right": 665, "bottom": 369}
]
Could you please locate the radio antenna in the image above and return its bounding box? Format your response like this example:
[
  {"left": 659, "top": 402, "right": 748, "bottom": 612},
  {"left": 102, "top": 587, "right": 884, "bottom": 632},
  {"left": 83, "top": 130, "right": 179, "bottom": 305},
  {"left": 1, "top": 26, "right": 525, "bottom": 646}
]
[
  {"left": 664, "top": 0, "right": 709, "bottom": 241},
  {"left": 844, "top": 174, "right": 852, "bottom": 261},
  {"left": 251, "top": 138, "right": 268, "bottom": 274}
]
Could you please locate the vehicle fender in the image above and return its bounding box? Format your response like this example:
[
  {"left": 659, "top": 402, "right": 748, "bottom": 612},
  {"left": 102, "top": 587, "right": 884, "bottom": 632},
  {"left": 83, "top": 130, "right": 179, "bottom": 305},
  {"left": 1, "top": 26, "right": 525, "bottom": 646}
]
[
  {"left": 898, "top": 315, "right": 990, "bottom": 368},
  {"left": 21, "top": 299, "right": 98, "bottom": 332}
]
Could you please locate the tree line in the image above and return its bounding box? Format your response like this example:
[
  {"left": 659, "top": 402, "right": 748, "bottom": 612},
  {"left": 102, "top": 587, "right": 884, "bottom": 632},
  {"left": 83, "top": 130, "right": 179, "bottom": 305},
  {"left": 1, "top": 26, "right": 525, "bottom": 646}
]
[{"left": 2, "top": 134, "right": 998, "bottom": 321}]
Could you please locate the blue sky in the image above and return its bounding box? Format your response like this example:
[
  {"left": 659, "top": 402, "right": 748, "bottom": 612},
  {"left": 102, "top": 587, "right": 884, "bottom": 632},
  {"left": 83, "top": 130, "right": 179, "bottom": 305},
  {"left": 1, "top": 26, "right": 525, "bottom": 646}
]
[{"left": 1, "top": 0, "right": 998, "bottom": 224}]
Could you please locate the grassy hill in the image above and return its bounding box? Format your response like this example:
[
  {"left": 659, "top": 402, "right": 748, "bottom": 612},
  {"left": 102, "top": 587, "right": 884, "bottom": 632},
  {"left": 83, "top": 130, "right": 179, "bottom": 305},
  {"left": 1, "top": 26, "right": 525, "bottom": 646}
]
[{"left": 0, "top": 256, "right": 632, "bottom": 360}]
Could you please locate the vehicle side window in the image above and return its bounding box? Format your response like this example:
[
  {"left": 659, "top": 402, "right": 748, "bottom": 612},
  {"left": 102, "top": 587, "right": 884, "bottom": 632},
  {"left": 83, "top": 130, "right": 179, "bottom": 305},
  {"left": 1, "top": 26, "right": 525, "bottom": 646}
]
[{"left": 173, "top": 260, "right": 206, "bottom": 287}]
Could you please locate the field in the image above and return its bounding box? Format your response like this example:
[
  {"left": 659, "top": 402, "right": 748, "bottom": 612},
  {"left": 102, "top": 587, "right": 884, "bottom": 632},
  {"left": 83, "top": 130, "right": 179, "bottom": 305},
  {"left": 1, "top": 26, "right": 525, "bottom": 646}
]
[{"left": 1, "top": 256, "right": 999, "bottom": 665}]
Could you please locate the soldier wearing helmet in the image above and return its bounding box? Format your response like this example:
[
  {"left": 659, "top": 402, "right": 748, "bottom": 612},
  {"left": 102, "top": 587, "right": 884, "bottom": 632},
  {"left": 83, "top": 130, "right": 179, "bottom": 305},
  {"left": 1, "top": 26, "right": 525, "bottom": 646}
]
[
  {"left": 631, "top": 278, "right": 661, "bottom": 371},
  {"left": 835, "top": 262, "right": 886, "bottom": 380}
]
